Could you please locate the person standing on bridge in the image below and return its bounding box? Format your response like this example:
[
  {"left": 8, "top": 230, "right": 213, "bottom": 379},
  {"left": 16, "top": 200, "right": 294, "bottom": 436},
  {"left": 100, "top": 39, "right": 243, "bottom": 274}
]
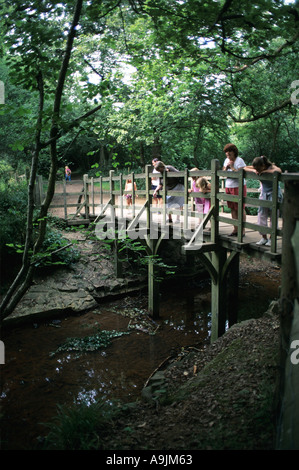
[
  {"left": 65, "top": 165, "right": 71, "bottom": 181},
  {"left": 124, "top": 177, "right": 138, "bottom": 209},
  {"left": 153, "top": 161, "right": 184, "bottom": 223},
  {"left": 195, "top": 177, "right": 211, "bottom": 214},
  {"left": 151, "top": 158, "right": 163, "bottom": 212},
  {"left": 222, "top": 143, "right": 247, "bottom": 236},
  {"left": 244, "top": 156, "right": 282, "bottom": 246}
]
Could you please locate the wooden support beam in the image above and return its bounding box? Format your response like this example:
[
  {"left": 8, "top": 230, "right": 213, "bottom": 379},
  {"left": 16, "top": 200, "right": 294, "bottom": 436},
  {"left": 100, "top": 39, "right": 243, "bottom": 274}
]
[
  {"left": 113, "top": 238, "right": 123, "bottom": 279},
  {"left": 145, "top": 235, "right": 164, "bottom": 319},
  {"left": 211, "top": 248, "right": 227, "bottom": 342},
  {"left": 226, "top": 252, "right": 240, "bottom": 328}
]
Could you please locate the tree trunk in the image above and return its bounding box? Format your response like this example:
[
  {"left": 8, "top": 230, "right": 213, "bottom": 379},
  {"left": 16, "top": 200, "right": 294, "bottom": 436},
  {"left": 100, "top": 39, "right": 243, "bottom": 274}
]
[
  {"left": 152, "top": 130, "right": 161, "bottom": 159},
  {"left": 139, "top": 141, "right": 145, "bottom": 168},
  {"left": 0, "top": 0, "right": 84, "bottom": 323},
  {"left": 100, "top": 144, "right": 106, "bottom": 169}
]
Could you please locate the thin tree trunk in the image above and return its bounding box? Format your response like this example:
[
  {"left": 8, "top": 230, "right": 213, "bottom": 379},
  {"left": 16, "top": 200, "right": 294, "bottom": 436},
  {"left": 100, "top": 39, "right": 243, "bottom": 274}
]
[
  {"left": 0, "top": 0, "right": 84, "bottom": 323},
  {"left": 0, "top": 71, "right": 44, "bottom": 319}
]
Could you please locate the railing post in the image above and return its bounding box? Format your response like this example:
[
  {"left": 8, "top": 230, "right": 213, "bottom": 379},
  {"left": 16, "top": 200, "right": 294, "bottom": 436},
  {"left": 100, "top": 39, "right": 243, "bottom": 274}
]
[
  {"left": 83, "top": 174, "right": 90, "bottom": 219},
  {"left": 270, "top": 171, "right": 279, "bottom": 253},
  {"left": 91, "top": 176, "right": 95, "bottom": 215},
  {"left": 211, "top": 159, "right": 220, "bottom": 243},
  {"left": 184, "top": 168, "right": 189, "bottom": 230},
  {"left": 132, "top": 171, "right": 136, "bottom": 218},
  {"left": 109, "top": 170, "right": 115, "bottom": 206},
  {"left": 119, "top": 173, "right": 124, "bottom": 219},
  {"left": 145, "top": 165, "right": 151, "bottom": 228},
  {"left": 237, "top": 168, "right": 244, "bottom": 243},
  {"left": 99, "top": 176, "right": 103, "bottom": 206},
  {"left": 162, "top": 170, "right": 167, "bottom": 224}
]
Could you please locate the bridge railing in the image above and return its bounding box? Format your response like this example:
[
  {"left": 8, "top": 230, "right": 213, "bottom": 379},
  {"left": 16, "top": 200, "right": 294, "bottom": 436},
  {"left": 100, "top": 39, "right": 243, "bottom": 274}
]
[{"left": 43, "top": 159, "right": 298, "bottom": 253}]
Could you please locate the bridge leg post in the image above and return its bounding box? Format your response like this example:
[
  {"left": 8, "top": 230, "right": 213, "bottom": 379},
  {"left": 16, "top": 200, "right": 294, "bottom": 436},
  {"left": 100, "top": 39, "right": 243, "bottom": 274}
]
[
  {"left": 227, "top": 252, "right": 239, "bottom": 328},
  {"left": 211, "top": 248, "right": 227, "bottom": 342},
  {"left": 113, "top": 239, "right": 123, "bottom": 278},
  {"left": 147, "top": 238, "right": 160, "bottom": 319}
]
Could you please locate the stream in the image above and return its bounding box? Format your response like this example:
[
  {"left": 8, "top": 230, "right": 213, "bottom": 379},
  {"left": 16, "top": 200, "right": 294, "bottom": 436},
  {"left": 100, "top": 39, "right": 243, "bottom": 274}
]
[{"left": 0, "top": 265, "right": 280, "bottom": 450}]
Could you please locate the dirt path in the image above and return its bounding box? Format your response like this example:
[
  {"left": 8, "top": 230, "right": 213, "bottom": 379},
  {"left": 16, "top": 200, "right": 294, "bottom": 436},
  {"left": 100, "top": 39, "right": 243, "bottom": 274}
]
[{"left": 49, "top": 177, "right": 148, "bottom": 220}]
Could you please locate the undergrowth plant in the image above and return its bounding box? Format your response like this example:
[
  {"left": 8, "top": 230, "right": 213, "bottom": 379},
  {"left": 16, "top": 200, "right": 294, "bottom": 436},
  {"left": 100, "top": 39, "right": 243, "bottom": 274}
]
[{"left": 42, "top": 400, "right": 120, "bottom": 450}]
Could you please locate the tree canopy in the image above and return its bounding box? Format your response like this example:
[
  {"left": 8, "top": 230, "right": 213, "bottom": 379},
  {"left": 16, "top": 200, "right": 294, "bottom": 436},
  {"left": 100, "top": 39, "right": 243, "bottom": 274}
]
[
  {"left": 0, "top": 0, "right": 298, "bottom": 321},
  {"left": 0, "top": 0, "right": 298, "bottom": 173}
]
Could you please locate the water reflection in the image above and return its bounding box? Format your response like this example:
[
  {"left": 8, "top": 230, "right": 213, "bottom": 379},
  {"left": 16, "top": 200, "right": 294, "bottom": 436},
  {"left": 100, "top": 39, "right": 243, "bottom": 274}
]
[
  {"left": 1, "top": 268, "right": 279, "bottom": 450},
  {"left": 76, "top": 389, "right": 98, "bottom": 406}
]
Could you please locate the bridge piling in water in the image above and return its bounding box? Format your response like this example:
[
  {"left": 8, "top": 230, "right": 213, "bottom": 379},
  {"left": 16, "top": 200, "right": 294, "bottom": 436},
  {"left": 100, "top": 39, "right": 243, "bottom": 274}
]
[{"left": 41, "top": 160, "right": 298, "bottom": 340}]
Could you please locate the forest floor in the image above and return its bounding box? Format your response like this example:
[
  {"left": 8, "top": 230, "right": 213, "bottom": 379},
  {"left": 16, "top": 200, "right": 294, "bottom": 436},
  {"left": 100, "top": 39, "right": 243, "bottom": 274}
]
[{"left": 99, "top": 258, "right": 282, "bottom": 451}]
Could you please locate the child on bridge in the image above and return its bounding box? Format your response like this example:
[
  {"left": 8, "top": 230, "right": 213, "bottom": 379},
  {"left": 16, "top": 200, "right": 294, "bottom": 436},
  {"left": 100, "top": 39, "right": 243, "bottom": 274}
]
[
  {"left": 244, "top": 156, "right": 282, "bottom": 246},
  {"left": 124, "top": 178, "right": 138, "bottom": 208}
]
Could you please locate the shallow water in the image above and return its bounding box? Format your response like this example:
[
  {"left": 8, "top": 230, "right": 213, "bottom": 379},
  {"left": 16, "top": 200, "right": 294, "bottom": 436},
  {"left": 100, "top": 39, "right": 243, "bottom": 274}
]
[{"left": 0, "top": 270, "right": 280, "bottom": 450}]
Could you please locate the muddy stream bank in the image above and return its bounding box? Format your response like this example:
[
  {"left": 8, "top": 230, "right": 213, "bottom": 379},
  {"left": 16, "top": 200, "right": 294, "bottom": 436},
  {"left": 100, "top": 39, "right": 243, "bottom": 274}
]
[{"left": 0, "top": 256, "right": 281, "bottom": 450}]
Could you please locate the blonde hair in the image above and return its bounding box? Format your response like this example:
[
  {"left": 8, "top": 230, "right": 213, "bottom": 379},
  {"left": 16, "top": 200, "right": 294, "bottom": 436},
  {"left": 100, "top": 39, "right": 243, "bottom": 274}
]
[{"left": 195, "top": 177, "right": 209, "bottom": 190}]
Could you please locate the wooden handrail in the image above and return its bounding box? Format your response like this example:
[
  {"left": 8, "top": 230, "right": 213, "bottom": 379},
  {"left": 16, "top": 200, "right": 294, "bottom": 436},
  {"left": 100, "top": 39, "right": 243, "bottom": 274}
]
[{"left": 41, "top": 159, "right": 299, "bottom": 251}]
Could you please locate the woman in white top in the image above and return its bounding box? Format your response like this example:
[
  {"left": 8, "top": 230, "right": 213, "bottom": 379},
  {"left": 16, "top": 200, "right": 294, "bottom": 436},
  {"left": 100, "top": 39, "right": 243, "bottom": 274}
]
[{"left": 222, "top": 143, "right": 247, "bottom": 236}]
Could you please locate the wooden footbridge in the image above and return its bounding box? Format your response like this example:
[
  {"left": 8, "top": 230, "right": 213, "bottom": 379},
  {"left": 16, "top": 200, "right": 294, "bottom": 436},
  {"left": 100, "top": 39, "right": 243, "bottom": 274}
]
[
  {"left": 37, "top": 159, "right": 299, "bottom": 343},
  {"left": 34, "top": 158, "right": 299, "bottom": 449}
]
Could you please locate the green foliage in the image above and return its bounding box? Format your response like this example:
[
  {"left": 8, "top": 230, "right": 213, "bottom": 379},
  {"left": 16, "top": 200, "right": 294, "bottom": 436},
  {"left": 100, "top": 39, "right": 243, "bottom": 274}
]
[
  {"left": 0, "top": 0, "right": 298, "bottom": 176},
  {"left": 43, "top": 400, "right": 120, "bottom": 450},
  {"left": 116, "top": 237, "right": 177, "bottom": 279},
  {"left": 33, "top": 228, "right": 81, "bottom": 267},
  {"left": 0, "top": 160, "right": 14, "bottom": 183},
  {"left": 50, "top": 329, "right": 130, "bottom": 356},
  {"left": 5, "top": 225, "right": 81, "bottom": 268},
  {"left": 0, "top": 179, "right": 28, "bottom": 253}
]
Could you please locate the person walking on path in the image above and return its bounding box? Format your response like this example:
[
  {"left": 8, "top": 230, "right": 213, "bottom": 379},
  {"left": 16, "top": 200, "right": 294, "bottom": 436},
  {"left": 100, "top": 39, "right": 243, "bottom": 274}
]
[
  {"left": 244, "top": 156, "right": 282, "bottom": 246},
  {"left": 65, "top": 165, "right": 71, "bottom": 182},
  {"left": 222, "top": 143, "right": 247, "bottom": 236}
]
